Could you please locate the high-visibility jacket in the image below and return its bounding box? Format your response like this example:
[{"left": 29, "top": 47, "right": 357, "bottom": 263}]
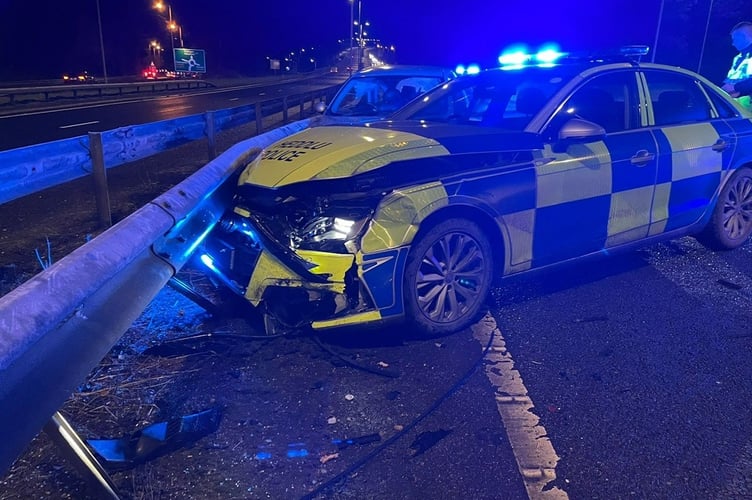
[{"left": 725, "top": 45, "right": 752, "bottom": 109}]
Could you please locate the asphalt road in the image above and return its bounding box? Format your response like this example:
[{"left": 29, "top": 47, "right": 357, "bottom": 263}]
[
  {"left": 0, "top": 73, "right": 345, "bottom": 152},
  {"left": 491, "top": 236, "right": 752, "bottom": 498},
  {"left": 2, "top": 235, "right": 749, "bottom": 499}
]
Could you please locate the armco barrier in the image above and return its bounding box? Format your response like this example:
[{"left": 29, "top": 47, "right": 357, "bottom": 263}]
[
  {"left": 0, "top": 119, "right": 311, "bottom": 476},
  {"left": 0, "top": 80, "right": 214, "bottom": 105},
  {"left": 0, "top": 85, "right": 338, "bottom": 206}
]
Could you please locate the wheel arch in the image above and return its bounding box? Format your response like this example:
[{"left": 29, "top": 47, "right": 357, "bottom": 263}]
[{"left": 411, "top": 203, "right": 507, "bottom": 283}]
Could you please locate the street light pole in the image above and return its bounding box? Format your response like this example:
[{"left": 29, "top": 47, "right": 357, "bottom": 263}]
[
  {"left": 349, "top": 0, "right": 354, "bottom": 74},
  {"left": 168, "top": 6, "right": 175, "bottom": 70},
  {"left": 95, "top": 0, "right": 108, "bottom": 83},
  {"left": 357, "top": 0, "right": 363, "bottom": 70}
]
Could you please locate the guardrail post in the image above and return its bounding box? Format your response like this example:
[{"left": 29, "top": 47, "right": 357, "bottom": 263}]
[
  {"left": 255, "top": 103, "right": 263, "bottom": 134},
  {"left": 88, "top": 132, "right": 112, "bottom": 228},
  {"left": 299, "top": 96, "right": 305, "bottom": 118},
  {"left": 282, "top": 96, "right": 288, "bottom": 123},
  {"left": 205, "top": 111, "right": 216, "bottom": 160}
]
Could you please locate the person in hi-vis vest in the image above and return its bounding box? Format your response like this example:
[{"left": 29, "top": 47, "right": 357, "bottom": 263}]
[{"left": 722, "top": 21, "right": 752, "bottom": 110}]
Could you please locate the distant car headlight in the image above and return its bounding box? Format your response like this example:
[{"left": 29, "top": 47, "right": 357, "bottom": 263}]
[{"left": 294, "top": 216, "right": 369, "bottom": 252}]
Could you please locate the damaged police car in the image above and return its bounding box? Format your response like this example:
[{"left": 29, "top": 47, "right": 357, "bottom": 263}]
[{"left": 201, "top": 47, "right": 752, "bottom": 336}]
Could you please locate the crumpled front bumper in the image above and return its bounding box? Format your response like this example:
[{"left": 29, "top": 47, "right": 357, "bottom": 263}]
[{"left": 200, "top": 207, "right": 389, "bottom": 332}]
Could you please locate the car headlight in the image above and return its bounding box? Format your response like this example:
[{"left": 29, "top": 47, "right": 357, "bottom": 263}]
[{"left": 294, "top": 216, "right": 368, "bottom": 252}]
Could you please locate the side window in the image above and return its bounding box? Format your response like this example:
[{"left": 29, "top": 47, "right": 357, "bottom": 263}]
[
  {"left": 560, "top": 71, "right": 640, "bottom": 133},
  {"left": 702, "top": 83, "right": 739, "bottom": 119},
  {"left": 644, "top": 71, "right": 712, "bottom": 126}
]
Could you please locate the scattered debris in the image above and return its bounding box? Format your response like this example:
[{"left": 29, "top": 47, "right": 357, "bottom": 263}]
[
  {"left": 377, "top": 361, "right": 389, "bottom": 368},
  {"left": 327, "top": 417, "right": 337, "bottom": 425},
  {"left": 409, "top": 429, "right": 452, "bottom": 457},
  {"left": 394, "top": 424, "right": 404, "bottom": 432},
  {"left": 34, "top": 237, "right": 53, "bottom": 270},
  {"left": 344, "top": 394, "right": 355, "bottom": 401},
  {"left": 573, "top": 315, "right": 609, "bottom": 323},
  {"left": 332, "top": 433, "right": 381, "bottom": 450},
  {"left": 320, "top": 452, "right": 339, "bottom": 464},
  {"left": 718, "top": 278, "right": 743, "bottom": 290},
  {"left": 386, "top": 390, "right": 400, "bottom": 401},
  {"left": 434, "top": 342, "right": 444, "bottom": 348},
  {"left": 87, "top": 406, "right": 222, "bottom": 467}
]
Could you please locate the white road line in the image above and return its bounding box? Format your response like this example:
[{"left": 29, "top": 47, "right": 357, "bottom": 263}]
[
  {"left": 472, "top": 314, "right": 568, "bottom": 500},
  {"left": 229, "top": 97, "right": 240, "bottom": 101},
  {"left": 59, "top": 120, "right": 100, "bottom": 129}
]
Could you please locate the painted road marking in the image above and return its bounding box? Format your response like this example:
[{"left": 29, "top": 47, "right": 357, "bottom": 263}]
[
  {"left": 59, "top": 120, "right": 100, "bottom": 129},
  {"left": 472, "top": 313, "right": 568, "bottom": 500}
]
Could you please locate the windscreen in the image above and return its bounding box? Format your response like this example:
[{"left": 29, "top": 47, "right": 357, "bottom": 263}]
[
  {"left": 327, "top": 75, "right": 445, "bottom": 117},
  {"left": 388, "top": 67, "right": 578, "bottom": 131}
]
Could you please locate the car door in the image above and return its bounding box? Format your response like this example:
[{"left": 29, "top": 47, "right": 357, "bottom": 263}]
[
  {"left": 641, "top": 70, "right": 727, "bottom": 234},
  {"left": 532, "top": 70, "right": 658, "bottom": 267}
]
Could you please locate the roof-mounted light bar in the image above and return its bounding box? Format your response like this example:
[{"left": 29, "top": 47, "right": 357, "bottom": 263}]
[{"left": 498, "top": 44, "right": 567, "bottom": 69}]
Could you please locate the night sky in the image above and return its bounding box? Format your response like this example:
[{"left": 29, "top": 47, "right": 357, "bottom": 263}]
[{"left": 0, "top": 0, "right": 751, "bottom": 83}]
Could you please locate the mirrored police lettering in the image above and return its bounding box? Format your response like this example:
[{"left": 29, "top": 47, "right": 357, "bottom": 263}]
[
  {"left": 277, "top": 140, "right": 333, "bottom": 150},
  {"left": 261, "top": 149, "right": 307, "bottom": 161}
]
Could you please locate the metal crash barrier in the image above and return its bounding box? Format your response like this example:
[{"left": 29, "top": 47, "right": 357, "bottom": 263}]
[{"left": 0, "top": 119, "right": 311, "bottom": 479}]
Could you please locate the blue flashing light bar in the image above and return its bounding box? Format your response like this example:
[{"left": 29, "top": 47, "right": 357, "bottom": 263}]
[
  {"left": 498, "top": 44, "right": 567, "bottom": 68},
  {"left": 456, "top": 63, "right": 482, "bottom": 76}
]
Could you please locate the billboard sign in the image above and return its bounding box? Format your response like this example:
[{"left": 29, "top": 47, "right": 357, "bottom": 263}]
[{"left": 173, "top": 48, "right": 206, "bottom": 73}]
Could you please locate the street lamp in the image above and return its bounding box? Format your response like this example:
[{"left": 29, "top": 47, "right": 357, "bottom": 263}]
[
  {"left": 153, "top": 1, "right": 183, "bottom": 67},
  {"left": 149, "top": 40, "right": 163, "bottom": 66}
]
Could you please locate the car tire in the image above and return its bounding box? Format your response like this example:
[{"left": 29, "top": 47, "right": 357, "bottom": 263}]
[
  {"left": 403, "top": 218, "right": 494, "bottom": 337},
  {"left": 698, "top": 167, "right": 752, "bottom": 250}
]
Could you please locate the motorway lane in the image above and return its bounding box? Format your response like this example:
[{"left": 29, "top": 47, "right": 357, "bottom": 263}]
[
  {"left": 490, "top": 236, "right": 752, "bottom": 498},
  {"left": 0, "top": 75, "right": 345, "bottom": 151}
]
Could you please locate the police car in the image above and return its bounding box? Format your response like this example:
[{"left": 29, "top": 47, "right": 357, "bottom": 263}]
[{"left": 201, "top": 47, "right": 752, "bottom": 336}]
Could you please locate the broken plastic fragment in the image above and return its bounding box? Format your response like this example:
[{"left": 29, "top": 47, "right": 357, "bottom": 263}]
[
  {"left": 87, "top": 407, "right": 221, "bottom": 467},
  {"left": 409, "top": 429, "right": 451, "bottom": 457}
]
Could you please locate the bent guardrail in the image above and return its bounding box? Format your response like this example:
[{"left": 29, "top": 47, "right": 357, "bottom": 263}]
[{"left": 0, "top": 119, "right": 312, "bottom": 476}]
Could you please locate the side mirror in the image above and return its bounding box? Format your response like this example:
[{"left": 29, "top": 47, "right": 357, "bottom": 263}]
[
  {"left": 553, "top": 118, "right": 606, "bottom": 152},
  {"left": 314, "top": 101, "right": 327, "bottom": 114}
]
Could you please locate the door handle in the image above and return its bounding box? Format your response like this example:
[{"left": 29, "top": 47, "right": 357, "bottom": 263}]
[
  {"left": 712, "top": 140, "right": 728, "bottom": 152},
  {"left": 630, "top": 150, "right": 655, "bottom": 166}
]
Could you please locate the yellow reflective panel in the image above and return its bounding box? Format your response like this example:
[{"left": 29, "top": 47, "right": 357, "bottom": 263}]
[
  {"left": 360, "top": 182, "right": 449, "bottom": 253},
  {"left": 648, "top": 182, "right": 671, "bottom": 236},
  {"left": 661, "top": 123, "right": 721, "bottom": 181},
  {"left": 311, "top": 310, "right": 383, "bottom": 329},
  {"left": 606, "top": 186, "right": 653, "bottom": 246},
  {"left": 244, "top": 250, "right": 303, "bottom": 304},
  {"left": 500, "top": 209, "right": 535, "bottom": 269},
  {"left": 294, "top": 250, "right": 354, "bottom": 282},
  {"left": 537, "top": 143, "right": 612, "bottom": 208}
]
